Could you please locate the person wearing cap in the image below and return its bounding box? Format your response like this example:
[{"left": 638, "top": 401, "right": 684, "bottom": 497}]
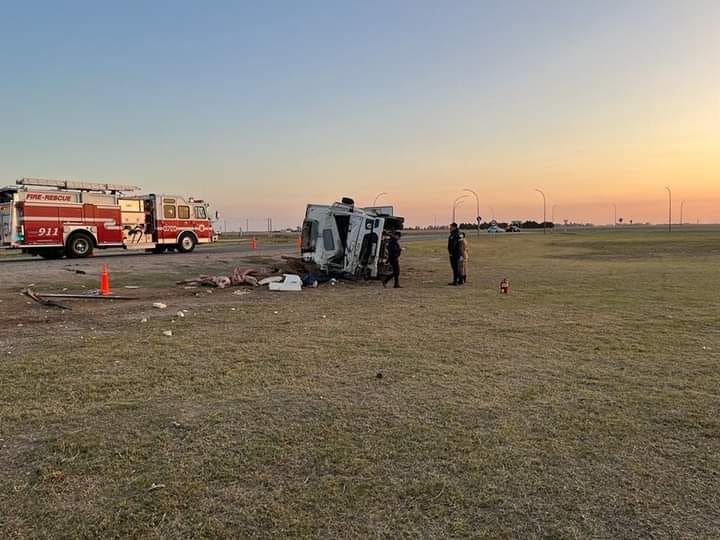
[{"left": 448, "top": 223, "right": 462, "bottom": 285}]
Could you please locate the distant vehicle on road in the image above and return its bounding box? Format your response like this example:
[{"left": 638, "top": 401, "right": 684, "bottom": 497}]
[{"left": 487, "top": 224, "right": 506, "bottom": 233}]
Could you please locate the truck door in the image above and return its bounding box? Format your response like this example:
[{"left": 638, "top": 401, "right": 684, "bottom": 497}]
[{"left": 0, "top": 203, "right": 12, "bottom": 245}]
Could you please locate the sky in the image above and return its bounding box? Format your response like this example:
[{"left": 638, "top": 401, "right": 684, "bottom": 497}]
[{"left": 1, "top": 0, "right": 718, "bottom": 228}]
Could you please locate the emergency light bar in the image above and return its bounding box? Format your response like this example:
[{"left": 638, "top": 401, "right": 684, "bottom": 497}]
[{"left": 17, "top": 177, "right": 141, "bottom": 193}]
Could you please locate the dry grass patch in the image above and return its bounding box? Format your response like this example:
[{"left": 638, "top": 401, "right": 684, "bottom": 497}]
[{"left": 1, "top": 231, "right": 719, "bottom": 537}]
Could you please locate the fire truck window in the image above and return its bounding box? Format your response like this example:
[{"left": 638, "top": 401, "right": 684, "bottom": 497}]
[
  {"left": 194, "top": 206, "right": 207, "bottom": 219},
  {"left": 178, "top": 206, "right": 190, "bottom": 219},
  {"left": 163, "top": 205, "right": 176, "bottom": 219}
]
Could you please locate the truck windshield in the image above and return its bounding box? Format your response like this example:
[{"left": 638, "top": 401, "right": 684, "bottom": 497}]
[{"left": 302, "top": 220, "right": 318, "bottom": 251}]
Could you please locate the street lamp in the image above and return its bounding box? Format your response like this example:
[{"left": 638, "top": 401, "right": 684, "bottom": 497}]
[
  {"left": 373, "top": 192, "right": 388, "bottom": 206},
  {"left": 612, "top": 203, "right": 617, "bottom": 229},
  {"left": 452, "top": 195, "right": 469, "bottom": 223},
  {"left": 665, "top": 186, "right": 672, "bottom": 233},
  {"left": 535, "top": 189, "right": 547, "bottom": 234},
  {"left": 463, "top": 188, "right": 481, "bottom": 236},
  {"left": 680, "top": 200, "right": 685, "bottom": 226}
]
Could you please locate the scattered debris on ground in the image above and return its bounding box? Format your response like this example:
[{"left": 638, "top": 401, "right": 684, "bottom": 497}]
[
  {"left": 28, "top": 292, "right": 135, "bottom": 300},
  {"left": 22, "top": 288, "right": 70, "bottom": 310},
  {"left": 269, "top": 274, "right": 302, "bottom": 291},
  {"left": 176, "top": 259, "right": 326, "bottom": 290},
  {"left": 177, "top": 267, "right": 263, "bottom": 288}
]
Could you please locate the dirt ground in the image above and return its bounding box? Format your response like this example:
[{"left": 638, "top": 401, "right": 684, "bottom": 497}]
[{"left": 1, "top": 231, "right": 719, "bottom": 538}]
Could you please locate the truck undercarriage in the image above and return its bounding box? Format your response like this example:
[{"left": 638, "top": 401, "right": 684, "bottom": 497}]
[{"left": 301, "top": 197, "right": 404, "bottom": 279}]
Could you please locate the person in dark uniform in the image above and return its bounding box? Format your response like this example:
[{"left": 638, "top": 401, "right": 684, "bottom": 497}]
[
  {"left": 383, "top": 231, "right": 403, "bottom": 288},
  {"left": 448, "top": 223, "right": 462, "bottom": 285}
]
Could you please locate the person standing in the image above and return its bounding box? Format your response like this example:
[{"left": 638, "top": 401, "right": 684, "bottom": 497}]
[
  {"left": 383, "top": 231, "right": 403, "bottom": 288},
  {"left": 448, "top": 223, "right": 462, "bottom": 285},
  {"left": 458, "top": 231, "right": 468, "bottom": 284}
]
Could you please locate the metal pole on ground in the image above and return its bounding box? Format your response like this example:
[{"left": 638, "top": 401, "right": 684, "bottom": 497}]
[{"left": 665, "top": 186, "right": 672, "bottom": 232}]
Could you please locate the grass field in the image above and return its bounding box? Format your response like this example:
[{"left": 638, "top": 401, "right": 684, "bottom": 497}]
[{"left": 1, "top": 231, "right": 719, "bottom": 538}]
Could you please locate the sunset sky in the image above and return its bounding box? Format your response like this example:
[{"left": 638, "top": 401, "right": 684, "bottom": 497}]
[{"left": 1, "top": 1, "right": 718, "bottom": 228}]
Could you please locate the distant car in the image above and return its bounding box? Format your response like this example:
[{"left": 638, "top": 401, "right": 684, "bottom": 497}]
[
  {"left": 506, "top": 225, "right": 520, "bottom": 232},
  {"left": 487, "top": 225, "right": 505, "bottom": 233}
]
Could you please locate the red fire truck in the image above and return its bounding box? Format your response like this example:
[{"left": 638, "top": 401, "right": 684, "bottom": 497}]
[{"left": 0, "top": 178, "right": 214, "bottom": 258}]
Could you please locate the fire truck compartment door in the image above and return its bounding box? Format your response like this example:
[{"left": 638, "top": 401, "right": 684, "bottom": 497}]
[{"left": 83, "top": 203, "right": 96, "bottom": 221}]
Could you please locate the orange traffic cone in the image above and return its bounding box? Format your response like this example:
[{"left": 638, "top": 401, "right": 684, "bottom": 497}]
[
  {"left": 251, "top": 237, "right": 257, "bottom": 250},
  {"left": 296, "top": 236, "right": 302, "bottom": 249},
  {"left": 100, "top": 264, "right": 111, "bottom": 296}
]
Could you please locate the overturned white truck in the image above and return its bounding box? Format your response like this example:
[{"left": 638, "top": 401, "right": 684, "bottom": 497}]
[{"left": 301, "top": 197, "right": 404, "bottom": 279}]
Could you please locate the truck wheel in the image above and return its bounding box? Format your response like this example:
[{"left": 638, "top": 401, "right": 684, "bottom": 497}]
[
  {"left": 67, "top": 232, "right": 94, "bottom": 258},
  {"left": 177, "top": 233, "right": 196, "bottom": 253},
  {"left": 39, "top": 248, "right": 65, "bottom": 259}
]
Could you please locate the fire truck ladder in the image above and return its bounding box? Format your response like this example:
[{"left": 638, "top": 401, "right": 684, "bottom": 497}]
[{"left": 17, "top": 177, "right": 141, "bottom": 193}]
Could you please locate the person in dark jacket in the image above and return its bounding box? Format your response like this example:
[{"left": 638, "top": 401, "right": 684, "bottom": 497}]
[
  {"left": 448, "top": 223, "right": 462, "bottom": 285},
  {"left": 383, "top": 231, "right": 403, "bottom": 288}
]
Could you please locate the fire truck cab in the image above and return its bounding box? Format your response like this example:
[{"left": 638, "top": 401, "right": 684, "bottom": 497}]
[
  {"left": 0, "top": 178, "right": 214, "bottom": 258},
  {"left": 119, "top": 194, "right": 213, "bottom": 253}
]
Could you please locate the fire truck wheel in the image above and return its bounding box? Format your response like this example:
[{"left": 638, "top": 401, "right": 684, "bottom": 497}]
[
  {"left": 177, "top": 233, "right": 196, "bottom": 253},
  {"left": 66, "top": 232, "right": 94, "bottom": 258}
]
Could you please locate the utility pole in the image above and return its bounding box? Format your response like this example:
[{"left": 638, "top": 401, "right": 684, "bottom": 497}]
[
  {"left": 535, "top": 189, "right": 547, "bottom": 234},
  {"left": 680, "top": 200, "right": 685, "bottom": 226},
  {"left": 612, "top": 203, "right": 617, "bottom": 230},
  {"left": 463, "top": 188, "right": 481, "bottom": 236},
  {"left": 665, "top": 186, "right": 672, "bottom": 232}
]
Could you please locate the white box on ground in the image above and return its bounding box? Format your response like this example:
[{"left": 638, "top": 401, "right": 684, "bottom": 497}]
[{"left": 268, "top": 274, "right": 303, "bottom": 291}]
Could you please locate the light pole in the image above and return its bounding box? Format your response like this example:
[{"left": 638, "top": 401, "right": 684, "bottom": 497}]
[
  {"left": 612, "top": 203, "right": 617, "bottom": 229},
  {"left": 665, "top": 186, "right": 672, "bottom": 233},
  {"left": 463, "top": 188, "right": 481, "bottom": 236},
  {"left": 373, "top": 192, "right": 388, "bottom": 206},
  {"left": 452, "top": 196, "right": 468, "bottom": 224},
  {"left": 680, "top": 200, "right": 685, "bottom": 226},
  {"left": 535, "top": 189, "right": 547, "bottom": 234}
]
